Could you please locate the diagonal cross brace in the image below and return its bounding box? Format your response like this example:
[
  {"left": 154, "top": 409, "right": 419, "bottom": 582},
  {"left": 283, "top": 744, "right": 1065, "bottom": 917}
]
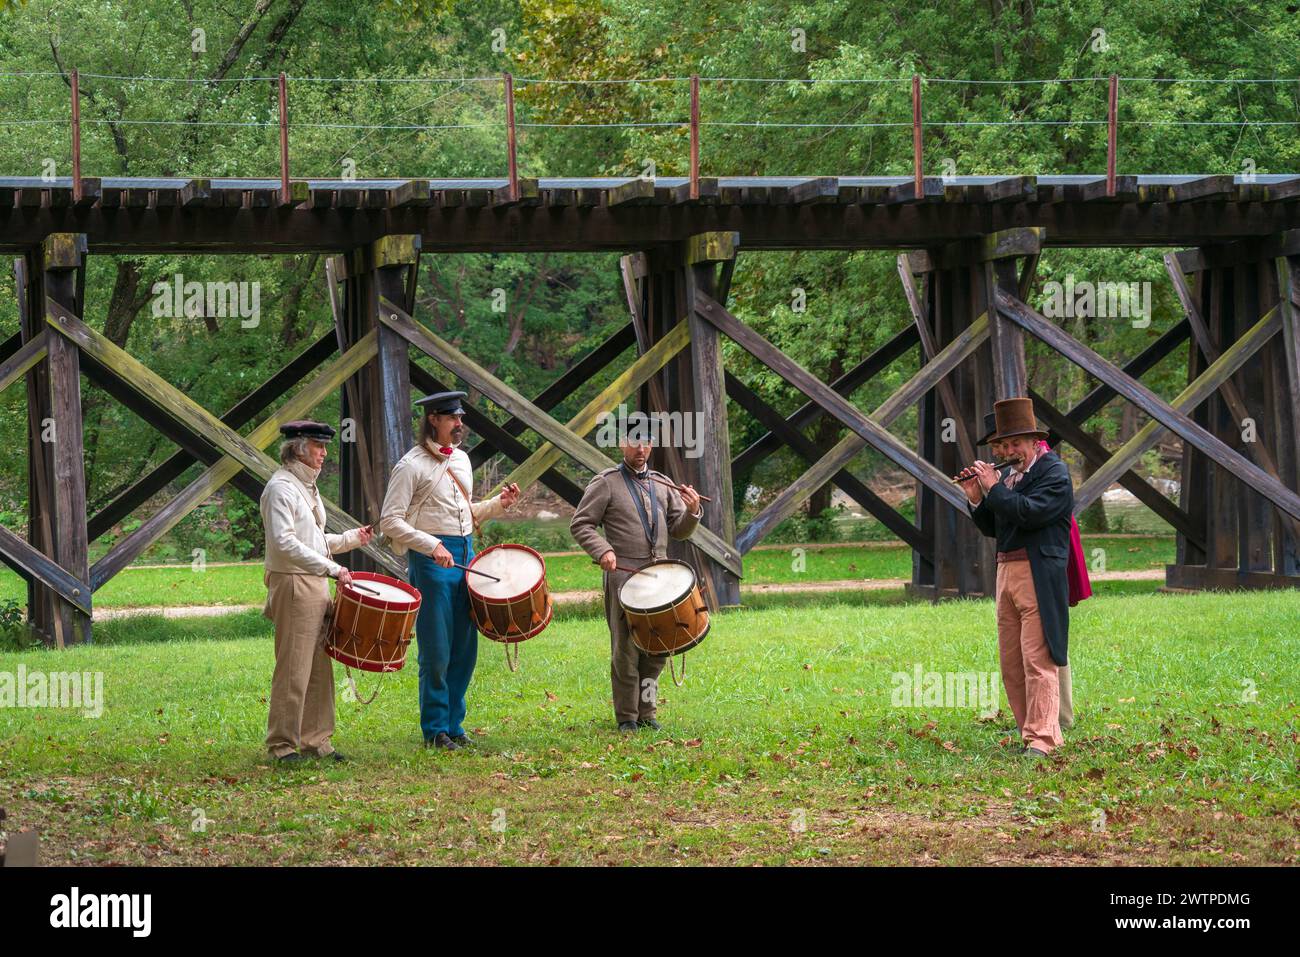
[
  {"left": 732, "top": 310, "right": 989, "bottom": 553},
  {"left": 693, "top": 290, "right": 974, "bottom": 514},
  {"left": 43, "top": 300, "right": 405, "bottom": 582},
  {"left": 995, "top": 289, "right": 1300, "bottom": 522},
  {"left": 379, "top": 298, "right": 742, "bottom": 576}
]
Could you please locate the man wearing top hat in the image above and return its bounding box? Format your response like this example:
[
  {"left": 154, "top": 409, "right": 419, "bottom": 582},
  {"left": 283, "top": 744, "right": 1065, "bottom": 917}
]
[
  {"left": 956, "top": 397, "right": 1074, "bottom": 757},
  {"left": 261, "top": 420, "right": 373, "bottom": 763},
  {"left": 378, "top": 391, "right": 521, "bottom": 750},
  {"left": 974, "top": 411, "right": 1080, "bottom": 732}
]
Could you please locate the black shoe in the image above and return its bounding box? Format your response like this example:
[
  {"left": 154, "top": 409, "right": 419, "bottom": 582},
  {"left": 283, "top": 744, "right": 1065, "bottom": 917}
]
[
  {"left": 274, "top": 751, "right": 305, "bottom": 764},
  {"left": 1024, "top": 746, "right": 1049, "bottom": 759},
  {"left": 639, "top": 718, "right": 661, "bottom": 731},
  {"left": 322, "top": 750, "right": 348, "bottom": 762},
  {"left": 617, "top": 721, "right": 638, "bottom": 733},
  {"left": 426, "top": 732, "right": 458, "bottom": 750},
  {"left": 450, "top": 734, "right": 474, "bottom": 748}
]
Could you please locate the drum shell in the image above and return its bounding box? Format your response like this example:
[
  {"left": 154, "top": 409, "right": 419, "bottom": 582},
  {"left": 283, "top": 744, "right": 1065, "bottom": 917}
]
[
  {"left": 325, "top": 572, "right": 420, "bottom": 673},
  {"left": 467, "top": 543, "right": 553, "bottom": 643},
  {"left": 619, "top": 560, "right": 709, "bottom": 657}
]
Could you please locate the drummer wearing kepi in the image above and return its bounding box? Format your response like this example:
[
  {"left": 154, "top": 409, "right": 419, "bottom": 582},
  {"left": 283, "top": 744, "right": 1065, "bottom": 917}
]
[
  {"left": 570, "top": 435, "right": 702, "bottom": 733},
  {"left": 378, "top": 391, "right": 521, "bottom": 751},
  {"left": 260, "top": 420, "right": 373, "bottom": 764}
]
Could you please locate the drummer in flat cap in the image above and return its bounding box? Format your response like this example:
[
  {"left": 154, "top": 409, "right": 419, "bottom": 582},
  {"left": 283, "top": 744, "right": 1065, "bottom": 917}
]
[
  {"left": 570, "top": 435, "right": 702, "bottom": 733},
  {"left": 260, "top": 420, "right": 372, "bottom": 763},
  {"left": 378, "top": 391, "right": 521, "bottom": 750},
  {"left": 957, "top": 397, "right": 1074, "bottom": 758}
]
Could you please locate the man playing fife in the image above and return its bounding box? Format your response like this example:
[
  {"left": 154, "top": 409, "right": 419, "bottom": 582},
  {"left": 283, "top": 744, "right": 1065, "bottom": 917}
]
[
  {"left": 570, "top": 435, "right": 702, "bottom": 733},
  {"left": 260, "top": 420, "right": 372, "bottom": 764},
  {"left": 378, "top": 391, "right": 520, "bottom": 751},
  {"left": 956, "top": 397, "right": 1074, "bottom": 758}
]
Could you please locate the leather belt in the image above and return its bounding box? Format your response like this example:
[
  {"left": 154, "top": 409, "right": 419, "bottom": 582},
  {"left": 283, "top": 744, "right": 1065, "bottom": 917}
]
[{"left": 996, "top": 547, "right": 1029, "bottom": 563}]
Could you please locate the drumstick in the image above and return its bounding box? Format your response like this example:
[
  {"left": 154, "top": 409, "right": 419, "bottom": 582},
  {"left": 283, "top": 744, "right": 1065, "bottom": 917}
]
[
  {"left": 349, "top": 581, "right": 382, "bottom": 596},
  {"left": 592, "top": 561, "right": 658, "bottom": 577},
  {"left": 454, "top": 562, "right": 501, "bottom": 582},
  {"left": 647, "top": 474, "right": 712, "bottom": 503}
]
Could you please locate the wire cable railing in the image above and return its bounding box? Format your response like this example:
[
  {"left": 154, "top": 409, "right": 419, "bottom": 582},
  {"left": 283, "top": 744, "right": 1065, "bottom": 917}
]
[{"left": 0, "top": 70, "right": 1296, "bottom": 200}]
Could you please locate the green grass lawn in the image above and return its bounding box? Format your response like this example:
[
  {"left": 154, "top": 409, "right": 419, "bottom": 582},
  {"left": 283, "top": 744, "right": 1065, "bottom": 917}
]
[
  {"left": 2, "top": 586, "right": 1295, "bottom": 865},
  {"left": 0, "top": 536, "right": 1177, "bottom": 610}
]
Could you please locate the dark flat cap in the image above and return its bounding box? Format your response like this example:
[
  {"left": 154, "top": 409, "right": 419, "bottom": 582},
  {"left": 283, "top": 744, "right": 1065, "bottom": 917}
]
[
  {"left": 280, "top": 420, "right": 336, "bottom": 441},
  {"left": 415, "top": 390, "right": 467, "bottom": 414}
]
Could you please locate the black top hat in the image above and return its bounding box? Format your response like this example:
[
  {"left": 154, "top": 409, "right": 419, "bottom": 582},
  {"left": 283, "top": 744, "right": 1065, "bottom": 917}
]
[
  {"left": 279, "top": 420, "right": 336, "bottom": 441},
  {"left": 415, "top": 390, "right": 467, "bottom": 415},
  {"left": 976, "top": 412, "right": 997, "bottom": 446}
]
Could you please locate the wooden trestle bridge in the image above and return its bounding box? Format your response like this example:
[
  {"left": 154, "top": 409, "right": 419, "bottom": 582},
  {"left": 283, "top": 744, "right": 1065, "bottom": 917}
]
[{"left": 2, "top": 171, "right": 1299, "bottom": 645}]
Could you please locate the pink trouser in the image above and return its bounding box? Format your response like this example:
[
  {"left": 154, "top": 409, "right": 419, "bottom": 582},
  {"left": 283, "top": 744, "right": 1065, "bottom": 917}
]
[{"left": 995, "top": 559, "right": 1062, "bottom": 753}]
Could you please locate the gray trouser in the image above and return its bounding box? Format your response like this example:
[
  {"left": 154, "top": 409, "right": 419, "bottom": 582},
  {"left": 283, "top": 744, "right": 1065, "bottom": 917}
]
[{"left": 604, "top": 569, "right": 665, "bottom": 724}]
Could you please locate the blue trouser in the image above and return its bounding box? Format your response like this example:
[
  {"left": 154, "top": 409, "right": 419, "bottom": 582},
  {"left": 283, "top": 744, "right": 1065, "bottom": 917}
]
[{"left": 408, "top": 535, "right": 477, "bottom": 741}]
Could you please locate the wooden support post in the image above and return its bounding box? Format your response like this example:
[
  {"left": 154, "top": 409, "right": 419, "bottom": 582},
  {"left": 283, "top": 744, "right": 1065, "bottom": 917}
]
[
  {"left": 620, "top": 252, "right": 737, "bottom": 601},
  {"left": 683, "top": 232, "right": 741, "bottom": 606},
  {"left": 370, "top": 236, "right": 420, "bottom": 485},
  {"left": 897, "top": 255, "right": 976, "bottom": 465},
  {"left": 16, "top": 257, "right": 54, "bottom": 640},
  {"left": 981, "top": 230, "right": 1039, "bottom": 399},
  {"left": 42, "top": 233, "right": 91, "bottom": 645},
  {"left": 331, "top": 251, "right": 386, "bottom": 570}
]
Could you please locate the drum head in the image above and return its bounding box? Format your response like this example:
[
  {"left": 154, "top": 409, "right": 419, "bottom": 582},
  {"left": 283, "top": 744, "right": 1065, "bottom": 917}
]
[
  {"left": 469, "top": 545, "right": 546, "bottom": 600},
  {"left": 343, "top": 572, "right": 421, "bottom": 609},
  {"left": 619, "top": 561, "right": 696, "bottom": 612}
]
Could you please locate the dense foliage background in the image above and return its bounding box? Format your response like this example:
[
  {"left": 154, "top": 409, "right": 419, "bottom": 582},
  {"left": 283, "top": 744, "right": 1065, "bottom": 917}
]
[{"left": 0, "top": 0, "right": 1296, "bottom": 561}]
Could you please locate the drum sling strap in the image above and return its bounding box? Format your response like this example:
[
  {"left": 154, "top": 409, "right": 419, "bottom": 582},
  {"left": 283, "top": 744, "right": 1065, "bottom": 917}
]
[{"left": 619, "top": 464, "right": 660, "bottom": 549}]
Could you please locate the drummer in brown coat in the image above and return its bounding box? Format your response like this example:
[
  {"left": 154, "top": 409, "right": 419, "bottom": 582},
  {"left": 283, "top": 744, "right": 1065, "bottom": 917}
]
[{"left": 570, "top": 438, "right": 703, "bottom": 733}]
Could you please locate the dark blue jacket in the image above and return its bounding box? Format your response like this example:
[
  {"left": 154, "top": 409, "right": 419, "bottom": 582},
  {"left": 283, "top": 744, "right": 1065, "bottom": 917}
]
[{"left": 967, "top": 451, "right": 1074, "bottom": 666}]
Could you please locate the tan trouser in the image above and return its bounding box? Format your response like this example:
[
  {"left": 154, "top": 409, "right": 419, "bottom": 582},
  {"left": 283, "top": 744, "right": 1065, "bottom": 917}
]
[
  {"left": 605, "top": 569, "right": 666, "bottom": 725},
  {"left": 264, "top": 571, "right": 336, "bottom": 757},
  {"left": 995, "top": 559, "right": 1063, "bottom": 753},
  {"left": 1059, "top": 664, "right": 1073, "bottom": 728}
]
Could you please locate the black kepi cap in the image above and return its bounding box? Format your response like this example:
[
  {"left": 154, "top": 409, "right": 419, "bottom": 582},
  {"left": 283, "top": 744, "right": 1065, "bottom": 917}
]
[
  {"left": 279, "top": 419, "right": 336, "bottom": 441},
  {"left": 415, "top": 390, "right": 467, "bottom": 415}
]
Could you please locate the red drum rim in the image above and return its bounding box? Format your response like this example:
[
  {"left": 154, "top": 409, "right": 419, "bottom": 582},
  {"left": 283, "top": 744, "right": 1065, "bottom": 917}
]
[
  {"left": 618, "top": 559, "right": 698, "bottom": 615},
  {"left": 339, "top": 571, "right": 422, "bottom": 610},
  {"left": 466, "top": 543, "right": 549, "bottom": 603},
  {"left": 324, "top": 643, "right": 408, "bottom": 673}
]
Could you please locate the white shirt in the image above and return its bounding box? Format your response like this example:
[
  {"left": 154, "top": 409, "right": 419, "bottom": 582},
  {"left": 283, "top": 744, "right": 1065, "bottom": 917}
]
[
  {"left": 378, "top": 441, "right": 505, "bottom": 555},
  {"left": 260, "top": 461, "right": 363, "bottom": 577}
]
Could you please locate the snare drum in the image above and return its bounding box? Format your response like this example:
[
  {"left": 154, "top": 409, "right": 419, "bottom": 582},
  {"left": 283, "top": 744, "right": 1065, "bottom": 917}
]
[
  {"left": 618, "top": 559, "right": 709, "bottom": 657},
  {"left": 467, "top": 544, "right": 553, "bottom": 646},
  {"left": 325, "top": 572, "right": 421, "bottom": 673}
]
